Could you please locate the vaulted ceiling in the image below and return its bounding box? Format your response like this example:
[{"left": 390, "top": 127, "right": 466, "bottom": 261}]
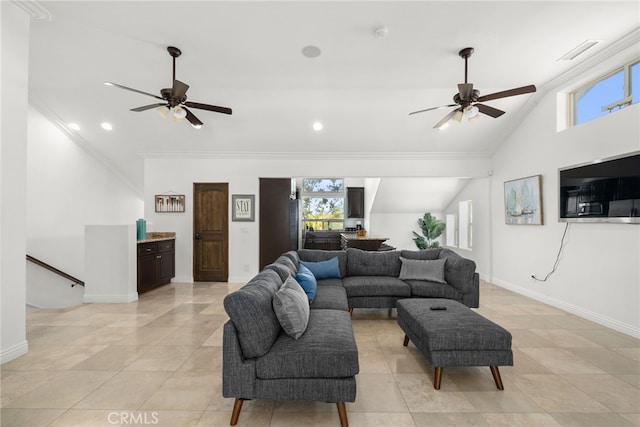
[{"left": 27, "top": 1, "right": 639, "bottom": 200}]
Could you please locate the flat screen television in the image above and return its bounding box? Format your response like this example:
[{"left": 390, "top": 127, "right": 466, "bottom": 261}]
[{"left": 559, "top": 151, "right": 640, "bottom": 223}]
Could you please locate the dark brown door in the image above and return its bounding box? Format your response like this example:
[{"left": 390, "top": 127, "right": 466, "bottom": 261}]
[
  {"left": 193, "top": 183, "right": 229, "bottom": 281},
  {"left": 259, "top": 178, "right": 292, "bottom": 270}
]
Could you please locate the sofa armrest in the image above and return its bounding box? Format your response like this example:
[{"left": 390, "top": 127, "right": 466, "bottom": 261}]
[
  {"left": 439, "top": 249, "right": 476, "bottom": 294},
  {"left": 222, "top": 320, "right": 257, "bottom": 399}
]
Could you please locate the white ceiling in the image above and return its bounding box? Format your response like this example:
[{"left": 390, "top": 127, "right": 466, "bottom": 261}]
[{"left": 27, "top": 1, "right": 639, "bottom": 210}]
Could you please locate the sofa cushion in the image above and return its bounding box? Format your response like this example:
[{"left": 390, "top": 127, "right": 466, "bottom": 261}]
[
  {"left": 310, "top": 285, "right": 349, "bottom": 311},
  {"left": 342, "top": 276, "right": 411, "bottom": 298},
  {"left": 300, "top": 257, "right": 341, "bottom": 280},
  {"left": 223, "top": 269, "right": 283, "bottom": 358},
  {"left": 265, "top": 255, "right": 298, "bottom": 282},
  {"left": 400, "top": 249, "right": 443, "bottom": 261},
  {"left": 281, "top": 250, "right": 300, "bottom": 267},
  {"left": 399, "top": 257, "right": 447, "bottom": 284},
  {"left": 256, "top": 309, "right": 359, "bottom": 379},
  {"left": 298, "top": 249, "right": 347, "bottom": 278},
  {"left": 346, "top": 248, "right": 402, "bottom": 277},
  {"left": 404, "top": 279, "right": 463, "bottom": 300},
  {"left": 273, "top": 276, "right": 310, "bottom": 340},
  {"left": 296, "top": 263, "right": 318, "bottom": 301}
]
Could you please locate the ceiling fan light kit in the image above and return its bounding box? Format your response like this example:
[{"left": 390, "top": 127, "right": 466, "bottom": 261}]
[
  {"left": 106, "top": 46, "right": 232, "bottom": 128},
  {"left": 410, "top": 47, "right": 536, "bottom": 130}
]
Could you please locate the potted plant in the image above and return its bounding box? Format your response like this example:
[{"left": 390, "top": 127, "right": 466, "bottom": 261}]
[{"left": 412, "top": 213, "right": 445, "bottom": 249}]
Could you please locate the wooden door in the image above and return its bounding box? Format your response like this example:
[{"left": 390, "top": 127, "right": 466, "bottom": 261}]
[
  {"left": 193, "top": 183, "right": 229, "bottom": 281},
  {"left": 259, "top": 178, "right": 292, "bottom": 270}
]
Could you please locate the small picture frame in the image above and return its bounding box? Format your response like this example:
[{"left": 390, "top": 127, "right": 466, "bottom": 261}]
[
  {"left": 504, "top": 175, "right": 543, "bottom": 225},
  {"left": 155, "top": 194, "right": 185, "bottom": 213},
  {"left": 232, "top": 194, "right": 255, "bottom": 222}
]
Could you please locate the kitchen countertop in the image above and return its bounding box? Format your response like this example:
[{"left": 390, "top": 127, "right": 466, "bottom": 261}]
[
  {"left": 137, "top": 232, "right": 176, "bottom": 243},
  {"left": 340, "top": 232, "right": 389, "bottom": 241}
]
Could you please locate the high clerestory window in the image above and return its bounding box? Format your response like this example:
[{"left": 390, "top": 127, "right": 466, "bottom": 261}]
[
  {"left": 301, "top": 178, "right": 345, "bottom": 231},
  {"left": 572, "top": 59, "right": 639, "bottom": 126}
]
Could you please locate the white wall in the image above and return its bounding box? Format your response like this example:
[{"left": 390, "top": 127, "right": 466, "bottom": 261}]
[
  {"left": 488, "top": 46, "right": 640, "bottom": 337},
  {"left": 370, "top": 212, "right": 445, "bottom": 251},
  {"left": 1, "top": 2, "right": 30, "bottom": 363},
  {"left": 443, "top": 177, "right": 492, "bottom": 279},
  {"left": 144, "top": 156, "right": 490, "bottom": 283},
  {"left": 26, "top": 107, "right": 143, "bottom": 306}
]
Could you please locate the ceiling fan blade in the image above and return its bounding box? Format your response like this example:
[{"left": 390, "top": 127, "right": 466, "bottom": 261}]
[
  {"left": 433, "top": 109, "right": 460, "bottom": 129},
  {"left": 409, "top": 104, "right": 457, "bottom": 116},
  {"left": 458, "top": 83, "right": 474, "bottom": 100},
  {"left": 183, "top": 107, "right": 204, "bottom": 127},
  {"left": 184, "top": 101, "right": 233, "bottom": 115},
  {"left": 171, "top": 79, "right": 190, "bottom": 101},
  {"left": 105, "top": 82, "right": 164, "bottom": 100},
  {"left": 130, "top": 103, "right": 167, "bottom": 112},
  {"left": 476, "top": 84, "right": 536, "bottom": 102},
  {"left": 476, "top": 103, "right": 506, "bottom": 118}
]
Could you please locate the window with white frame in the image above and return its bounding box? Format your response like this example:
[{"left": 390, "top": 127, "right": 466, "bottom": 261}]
[
  {"left": 572, "top": 59, "right": 639, "bottom": 126},
  {"left": 301, "top": 178, "right": 345, "bottom": 231}
]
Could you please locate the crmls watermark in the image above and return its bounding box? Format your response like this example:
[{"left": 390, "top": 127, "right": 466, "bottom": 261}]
[{"left": 108, "top": 412, "right": 159, "bottom": 425}]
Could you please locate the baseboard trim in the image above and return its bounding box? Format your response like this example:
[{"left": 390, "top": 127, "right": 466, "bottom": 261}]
[
  {"left": 492, "top": 278, "right": 640, "bottom": 339},
  {"left": 1, "top": 340, "right": 29, "bottom": 364},
  {"left": 83, "top": 293, "right": 138, "bottom": 304}
]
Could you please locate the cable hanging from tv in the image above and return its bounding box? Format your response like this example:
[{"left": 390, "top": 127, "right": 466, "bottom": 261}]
[{"left": 531, "top": 222, "right": 570, "bottom": 282}]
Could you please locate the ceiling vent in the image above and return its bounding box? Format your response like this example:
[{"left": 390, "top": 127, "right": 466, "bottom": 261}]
[{"left": 557, "top": 40, "right": 601, "bottom": 61}]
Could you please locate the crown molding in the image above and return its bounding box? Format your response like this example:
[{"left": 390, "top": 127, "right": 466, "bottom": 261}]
[
  {"left": 29, "top": 96, "right": 143, "bottom": 197},
  {"left": 11, "top": 0, "right": 51, "bottom": 22},
  {"left": 139, "top": 150, "right": 492, "bottom": 161}
]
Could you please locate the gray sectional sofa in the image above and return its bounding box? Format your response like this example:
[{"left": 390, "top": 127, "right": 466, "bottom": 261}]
[{"left": 222, "top": 247, "right": 479, "bottom": 426}]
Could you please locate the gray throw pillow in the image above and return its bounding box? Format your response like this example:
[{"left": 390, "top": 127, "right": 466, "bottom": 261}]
[
  {"left": 272, "top": 275, "right": 310, "bottom": 339},
  {"left": 398, "top": 257, "right": 447, "bottom": 284}
]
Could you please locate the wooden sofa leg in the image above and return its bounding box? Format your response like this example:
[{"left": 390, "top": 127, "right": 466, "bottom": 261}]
[
  {"left": 433, "top": 367, "right": 443, "bottom": 390},
  {"left": 336, "top": 402, "right": 349, "bottom": 427},
  {"left": 230, "top": 398, "right": 244, "bottom": 425},
  {"left": 403, "top": 335, "right": 409, "bottom": 347},
  {"left": 348, "top": 307, "right": 353, "bottom": 316},
  {"left": 490, "top": 366, "right": 504, "bottom": 390}
]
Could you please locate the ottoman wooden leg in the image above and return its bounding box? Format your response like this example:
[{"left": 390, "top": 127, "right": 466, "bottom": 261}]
[
  {"left": 433, "top": 367, "right": 443, "bottom": 390},
  {"left": 490, "top": 366, "right": 504, "bottom": 390},
  {"left": 403, "top": 335, "right": 410, "bottom": 346},
  {"left": 348, "top": 307, "right": 353, "bottom": 316},
  {"left": 230, "top": 398, "right": 244, "bottom": 425},
  {"left": 336, "top": 402, "right": 349, "bottom": 427}
]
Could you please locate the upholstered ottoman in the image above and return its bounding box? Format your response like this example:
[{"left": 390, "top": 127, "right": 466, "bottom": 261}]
[{"left": 397, "top": 298, "right": 512, "bottom": 390}]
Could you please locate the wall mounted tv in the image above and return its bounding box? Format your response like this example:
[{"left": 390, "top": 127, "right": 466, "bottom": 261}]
[{"left": 559, "top": 151, "right": 640, "bottom": 223}]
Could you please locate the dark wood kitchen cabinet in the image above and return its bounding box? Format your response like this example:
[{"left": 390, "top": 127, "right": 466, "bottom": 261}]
[
  {"left": 347, "top": 187, "right": 365, "bottom": 218},
  {"left": 137, "top": 239, "right": 175, "bottom": 293}
]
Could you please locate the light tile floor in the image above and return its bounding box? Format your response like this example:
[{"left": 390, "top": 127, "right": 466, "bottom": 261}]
[{"left": 1, "top": 281, "right": 639, "bottom": 426}]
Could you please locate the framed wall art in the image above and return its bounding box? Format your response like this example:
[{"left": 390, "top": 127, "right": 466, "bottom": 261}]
[
  {"left": 155, "top": 194, "right": 185, "bottom": 213},
  {"left": 504, "top": 175, "right": 543, "bottom": 225},
  {"left": 232, "top": 194, "right": 255, "bottom": 222}
]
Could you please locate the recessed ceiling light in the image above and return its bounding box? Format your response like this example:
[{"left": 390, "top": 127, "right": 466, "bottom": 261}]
[
  {"left": 101, "top": 122, "right": 113, "bottom": 131},
  {"left": 374, "top": 26, "right": 388, "bottom": 38},
  {"left": 312, "top": 121, "right": 323, "bottom": 131},
  {"left": 68, "top": 122, "right": 80, "bottom": 131},
  {"left": 302, "top": 45, "right": 322, "bottom": 58}
]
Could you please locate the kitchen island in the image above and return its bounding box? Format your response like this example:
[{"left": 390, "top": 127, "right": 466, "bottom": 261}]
[{"left": 340, "top": 233, "right": 389, "bottom": 251}]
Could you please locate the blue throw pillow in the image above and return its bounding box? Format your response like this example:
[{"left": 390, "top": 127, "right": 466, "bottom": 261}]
[
  {"left": 300, "top": 257, "right": 342, "bottom": 280},
  {"left": 296, "top": 263, "right": 317, "bottom": 302}
]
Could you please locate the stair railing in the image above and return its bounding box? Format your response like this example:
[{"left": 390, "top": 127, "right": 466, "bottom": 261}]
[{"left": 26, "top": 254, "right": 85, "bottom": 287}]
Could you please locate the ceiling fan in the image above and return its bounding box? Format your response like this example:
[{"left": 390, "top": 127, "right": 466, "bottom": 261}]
[
  {"left": 105, "top": 46, "right": 232, "bottom": 129},
  {"left": 409, "top": 47, "right": 536, "bottom": 129}
]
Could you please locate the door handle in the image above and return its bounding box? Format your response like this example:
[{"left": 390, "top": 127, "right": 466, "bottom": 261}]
[{"left": 195, "top": 233, "right": 201, "bottom": 240}]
